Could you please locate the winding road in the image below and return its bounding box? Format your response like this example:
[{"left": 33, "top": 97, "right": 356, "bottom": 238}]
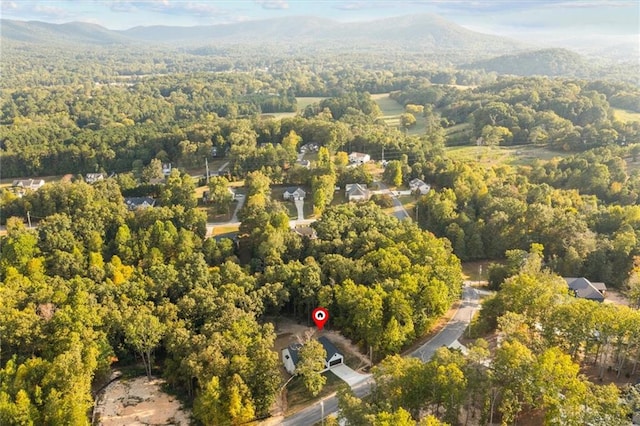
[{"left": 280, "top": 283, "right": 481, "bottom": 426}]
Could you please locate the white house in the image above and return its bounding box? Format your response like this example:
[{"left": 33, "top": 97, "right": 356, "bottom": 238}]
[
  {"left": 345, "top": 183, "right": 370, "bottom": 202},
  {"left": 85, "top": 173, "right": 105, "bottom": 184},
  {"left": 283, "top": 187, "right": 306, "bottom": 201},
  {"left": 348, "top": 152, "right": 371, "bottom": 165},
  {"left": 409, "top": 178, "right": 431, "bottom": 195},
  {"left": 124, "top": 197, "right": 156, "bottom": 211},
  {"left": 11, "top": 179, "right": 45, "bottom": 197},
  {"left": 282, "top": 337, "right": 344, "bottom": 375},
  {"left": 162, "top": 163, "right": 172, "bottom": 177},
  {"left": 12, "top": 179, "right": 45, "bottom": 191}
]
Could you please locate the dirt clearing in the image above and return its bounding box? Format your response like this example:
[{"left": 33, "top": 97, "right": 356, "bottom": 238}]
[{"left": 94, "top": 376, "right": 190, "bottom": 425}]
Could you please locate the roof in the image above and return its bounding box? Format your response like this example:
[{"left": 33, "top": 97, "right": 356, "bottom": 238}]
[
  {"left": 410, "top": 178, "right": 428, "bottom": 187},
  {"left": 287, "top": 342, "right": 303, "bottom": 367},
  {"left": 286, "top": 337, "right": 341, "bottom": 367},
  {"left": 348, "top": 152, "right": 369, "bottom": 159},
  {"left": 294, "top": 226, "right": 317, "bottom": 239},
  {"left": 564, "top": 277, "right": 606, "bottom": 301},
  {"left": 318, "top": 337, "right": 341, "bottom": 361},
  {"left": 12, "top": 179, "right": 45, "bottom": 189},
  {"left": 346, "top": 183, "right": 368, "bottom": 197},
  {"left": 284, "top": 187, "right": 306, "bottom": 196},
  {"left": 124, "top": 197, "right": 156, "bottom": 209}
]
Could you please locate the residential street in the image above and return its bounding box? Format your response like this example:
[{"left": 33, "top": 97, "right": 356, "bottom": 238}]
[
  {"left": 375, "top": 181, "right": 410, "bottom": 220},
  {"left": 279, "top": 283, "right": 480, "bottom": 425}
]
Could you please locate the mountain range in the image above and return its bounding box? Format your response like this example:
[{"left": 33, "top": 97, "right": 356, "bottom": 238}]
[
  {"left": 2, "top": 14, "right": 637, "bottom": 82},
  {"left": 1, "top": 14, "right": 526, "bottom": 56}
]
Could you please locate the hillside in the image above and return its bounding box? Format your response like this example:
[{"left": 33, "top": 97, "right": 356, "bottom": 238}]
[
  {"left": 1, "top": 14, "right": 526, "bottom": 59},
  {"left": 461, "top": 48, "right": 591, "bottom": 77},
  {"left": 0, "top": 19, "right": 130, "bottom": 45}
]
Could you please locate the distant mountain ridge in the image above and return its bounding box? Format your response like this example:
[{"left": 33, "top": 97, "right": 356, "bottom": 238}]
[
  {"left": 462, "top": 48, "right": 590, "bottom": 77},
  {"left": 1, "top": 14, "right": 527, "bottom": 56}
]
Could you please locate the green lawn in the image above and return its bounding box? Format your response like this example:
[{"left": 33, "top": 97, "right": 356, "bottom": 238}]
[
  {"left": 612, "top": 108, "right": 640, "bottom": 123},
  {"left": 445, "top": 145, "right": 569, "bottom": 167},
  {"left": 264, "top": 97, "right": 327, "bottom": 119},
  {"left": 372, "top": 93, "right": 426, "bottom": 136},
  {"left": 285, "top": 373, "right": 347, "bottom": 416}
]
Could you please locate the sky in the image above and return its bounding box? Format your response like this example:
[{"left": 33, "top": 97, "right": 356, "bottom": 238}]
[{"left": 1, "top": 0, "right": 638, "bottom": 38}]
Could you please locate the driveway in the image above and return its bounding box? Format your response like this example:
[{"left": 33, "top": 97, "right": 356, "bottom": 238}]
[
  {"left": 280, "top": 283, "right": 480, "bottom": 425},
  {"left": 329, "top": 364, "right": 370, "bottom": 388},
  {"left": 294, "top": 199, "right": 305, "bottom": 221}
]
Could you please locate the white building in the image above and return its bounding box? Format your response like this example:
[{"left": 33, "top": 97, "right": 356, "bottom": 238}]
[
  {"left": 345, "top": 183, "right": 370, "bottom": 202},
  {"left": 282, "top": 337, "right": 344, "bottom": 375},
  {"left": 348, "top": 152, "right": 371, "bottom": 165},
  {"left": 283, "top": 187, "right": 306, "bottom": 201},
  {"left": 85, "top": 173, "right": 105, "bottom": 184},
  {"left": 409, "top": 178, "right": 431, "bottom": 195}
]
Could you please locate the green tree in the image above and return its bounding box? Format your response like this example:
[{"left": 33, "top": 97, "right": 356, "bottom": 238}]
[
  {"left": 124, "top": 306, "right": 165, "bottom": 379},
  {"left": 383, "top": 160, "right": 403, "bottom": 187},
  {"left": 296, "top": 339, "right": 327, "bottom": 397},
  {"left": 207, "top": 176, "right": 234, "bottom": 214}
]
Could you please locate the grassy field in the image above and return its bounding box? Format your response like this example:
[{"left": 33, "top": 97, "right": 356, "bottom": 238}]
[
  {"left": 612, "top": 108, "right": 640, "bottom": 123},
  {"left": 371, "top": 93, "right": 426, "bottom": 136},
  {"left": 264, "top": 97, "right": 327, "bottom": 119},
  {"left": 445, "top": 145, "right": 569, "bottom": 167}
]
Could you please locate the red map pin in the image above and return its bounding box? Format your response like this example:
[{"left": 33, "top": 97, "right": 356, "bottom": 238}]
[{"left": 312, "top": 307, "right": 329, "bottom": 330}]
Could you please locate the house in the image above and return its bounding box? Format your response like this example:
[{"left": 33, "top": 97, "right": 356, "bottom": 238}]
[
  {"left": 85, "top": 173, "right": 105, "bottom": 184},
  {"left": 409, "top": 178, "right": 431, "bottom": 195},
  {"left": 345, "top": 183, "right": 370, "bottom": 202},
  {"left": 282, "top": 336, "right": 344, "bottom": 375},
  {"left": 283, "top": 187, "right": 306, "bottom": 201},
  {"left": 348, "top": 152, "right": 371, "bottom": 165},
  {"left": 162, "top": 163, "right": 172, "bottom": 176},
  {"left": 12, "top": 179, "right": 45, "bottom": 191},
  {"left": 300, "top": 143, "right": 319, "bottom": 154},
  {"left": 11, "top": 179, "right": 45, "bottom": 197},
  {"left": 294, "top": 226, "right": 317, "bottom": 239},
  {"left": 564, "top": 277, "right": 606, "bottom": 302},
  {"left": 124, "top": 197, "right": 156, "bottom": 211}
]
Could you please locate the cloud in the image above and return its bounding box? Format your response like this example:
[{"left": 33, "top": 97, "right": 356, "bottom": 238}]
[
  {"left": 107, "top": 1, "right": 225, "bottom": 17},
  {"left": 254, "top": 0, "right": 289, "bottom": 10},
  {"left": 333, "top": 1, "right": 400, "bottom": 11},
  {"left": 1, "top": 1, "right": 19, "bottom": 12}
]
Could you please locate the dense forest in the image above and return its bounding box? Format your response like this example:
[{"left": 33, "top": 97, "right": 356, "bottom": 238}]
[{"left": 2, "top": 16, "right": 640, "bottom": 426}]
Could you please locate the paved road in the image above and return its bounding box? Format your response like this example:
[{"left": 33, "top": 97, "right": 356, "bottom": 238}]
[
  {"left": 280, "top": 378, "right": 373, "bottom": 426},
  {"left": 412, "top": 283, "right": 481, "bottom": 361},
  {"left": 279, "top": 283, "right": 480, "bottom": 426},
  {"left": 375, "top": 181, "right": 410, "bottom": 220}
]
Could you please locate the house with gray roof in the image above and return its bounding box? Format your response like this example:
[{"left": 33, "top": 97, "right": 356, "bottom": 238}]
[
  {"left": 124, "top": 197, "right": 156, "bottom": 211},
  {"left": 345, "top": 183, "right": 370, "bottom": 202},
  {"left": 564, "top": 277, "right": 606, "bottom": 302},
  {"left": 283, "top": 187, "right": 306, "bottom": 201},
  {"left": 282, "top": 336, "right": 344, "bottom": 375}
]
